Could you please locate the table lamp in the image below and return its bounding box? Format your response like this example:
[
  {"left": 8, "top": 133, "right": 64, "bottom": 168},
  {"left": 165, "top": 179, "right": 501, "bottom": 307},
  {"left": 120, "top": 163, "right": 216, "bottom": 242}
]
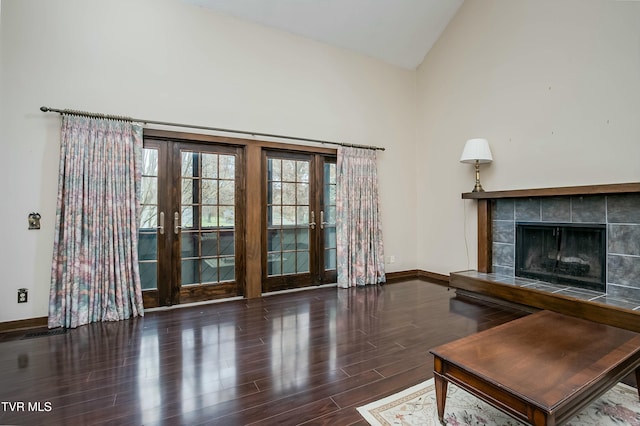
[{"left": 460, "top": 138, "right": 493, "bottom": 192}]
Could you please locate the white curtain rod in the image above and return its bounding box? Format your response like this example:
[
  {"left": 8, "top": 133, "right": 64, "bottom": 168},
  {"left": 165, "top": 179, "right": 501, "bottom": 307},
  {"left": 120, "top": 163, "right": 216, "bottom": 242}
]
[{"left": 40, "top": 106, "right": 385, "bottom": 151}]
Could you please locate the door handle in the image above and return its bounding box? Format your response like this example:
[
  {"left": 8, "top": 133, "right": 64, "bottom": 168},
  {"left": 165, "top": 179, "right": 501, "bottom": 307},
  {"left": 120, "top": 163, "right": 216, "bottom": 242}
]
[
  {"left": 157, "top": 212, "right": 165, "bottom": 235},
  {"left": 320, "top": 210, "right": 328, "bottom": 229},
  {"left": 309, "top": 211, "right": 316, "bottom": 230},
  {"left": 174, "top": 212, "right": 182, "bottom": 234}
]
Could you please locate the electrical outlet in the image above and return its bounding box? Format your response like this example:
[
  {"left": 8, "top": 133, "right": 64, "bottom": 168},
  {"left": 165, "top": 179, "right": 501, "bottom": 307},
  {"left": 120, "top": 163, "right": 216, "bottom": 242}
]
[
  {"left": 386, "top": 255, "right": 396, "bottom": 264},
  {"left": 18, "top": 288, "right": 28, "bottom": 303}
]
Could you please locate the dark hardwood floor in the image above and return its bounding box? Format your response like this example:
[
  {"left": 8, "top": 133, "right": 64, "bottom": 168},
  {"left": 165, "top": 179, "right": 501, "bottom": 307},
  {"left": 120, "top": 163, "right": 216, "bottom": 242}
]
[{"left": 0, "top": 279, "right": 626, "bottom": 425}]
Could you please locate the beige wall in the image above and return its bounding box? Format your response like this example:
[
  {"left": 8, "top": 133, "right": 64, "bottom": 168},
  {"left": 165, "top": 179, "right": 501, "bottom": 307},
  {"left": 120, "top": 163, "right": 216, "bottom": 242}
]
[
  {"left": 0, "top": 0, "right": 417, "bottom": 322},
  {"left": 416, "top": 0, "right": 640, "bottom": 275}
]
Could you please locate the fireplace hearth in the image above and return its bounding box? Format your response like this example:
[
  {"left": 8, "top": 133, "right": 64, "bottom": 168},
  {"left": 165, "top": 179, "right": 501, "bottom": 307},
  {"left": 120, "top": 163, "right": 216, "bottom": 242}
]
[{"left": 515, "top": 223, "right": 606, "bottom": 292}]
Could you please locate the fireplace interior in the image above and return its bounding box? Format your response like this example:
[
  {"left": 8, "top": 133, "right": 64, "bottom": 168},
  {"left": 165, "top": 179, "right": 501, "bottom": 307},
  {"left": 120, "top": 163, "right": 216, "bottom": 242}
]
[{"left": 515, "top": 223, "right": 606, "bottom": 292}]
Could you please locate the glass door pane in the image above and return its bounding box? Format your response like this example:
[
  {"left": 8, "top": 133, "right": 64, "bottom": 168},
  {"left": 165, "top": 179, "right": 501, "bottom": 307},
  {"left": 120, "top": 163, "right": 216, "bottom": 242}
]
[
  {"left": 323, "top": 161, "right": 337, "bottom": 272},
  {"left": 138, "top": 147, "right": 159, "bottom": 291},
  {"left": 180, "top": 150, "right": 237, "bottom": 287},
  {"left": 266, "top": 157, "right": 311, "bottom": 277}
]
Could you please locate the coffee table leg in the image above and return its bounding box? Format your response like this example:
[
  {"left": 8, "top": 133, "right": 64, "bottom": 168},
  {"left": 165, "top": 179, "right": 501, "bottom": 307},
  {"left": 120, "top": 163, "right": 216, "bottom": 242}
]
[
  {"left": 434, "top": 374, "right": 448, "bottom": 424},
  {"left": 636, "top": 367, "right": 640, "bottom": 400}
]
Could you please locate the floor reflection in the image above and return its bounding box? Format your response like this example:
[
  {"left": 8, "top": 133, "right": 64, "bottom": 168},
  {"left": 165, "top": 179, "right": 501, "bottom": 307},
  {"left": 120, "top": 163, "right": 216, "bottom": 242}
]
[
  {"left": 138, "top": 333, "right": 161, "bottom": 425},
  {"left": 270, "top": 302, "right": 310, "bottom": 393},
  {"left": 325, "top": 299, "right": 338, "bottom": 372},
  {"left": 136, "top": 320, "right": 238, "bottom": 423},
  {"left": 181, "top": 323, "right": 237, "bottom": 412},
  {"left": 336, "top": 284, "right": 385, "bottom": 341}
]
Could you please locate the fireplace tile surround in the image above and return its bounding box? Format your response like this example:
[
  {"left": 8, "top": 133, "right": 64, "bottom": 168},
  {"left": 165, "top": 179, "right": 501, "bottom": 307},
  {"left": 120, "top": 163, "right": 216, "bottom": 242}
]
[{"left": 492, "top": 193, "right": 640, "bottom": 305}]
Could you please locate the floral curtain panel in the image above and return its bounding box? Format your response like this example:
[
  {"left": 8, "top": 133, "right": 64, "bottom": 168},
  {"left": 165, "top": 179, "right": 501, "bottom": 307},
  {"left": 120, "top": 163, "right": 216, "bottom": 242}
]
[
  {"left": 336, "top": 147, "right": 386, "bottom": 288},
  {"left": 48, "top": 115, "right": 145, "bottom": 329}
]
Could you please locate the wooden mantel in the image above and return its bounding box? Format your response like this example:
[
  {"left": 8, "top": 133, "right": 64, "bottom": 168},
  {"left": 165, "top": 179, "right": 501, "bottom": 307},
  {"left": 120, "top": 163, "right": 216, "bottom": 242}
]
[
  {"left": 462, "top": 182, "right": 640, "bottom": 200},
  {"left": 463, "top": 182, "right": 640, "bottom": 272}
]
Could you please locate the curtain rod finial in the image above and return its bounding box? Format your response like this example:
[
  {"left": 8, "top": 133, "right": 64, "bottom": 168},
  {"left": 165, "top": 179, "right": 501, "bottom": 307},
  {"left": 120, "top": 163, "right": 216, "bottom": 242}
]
[{"left": 40, "top": 106, "right": 49, "bottom": 112}]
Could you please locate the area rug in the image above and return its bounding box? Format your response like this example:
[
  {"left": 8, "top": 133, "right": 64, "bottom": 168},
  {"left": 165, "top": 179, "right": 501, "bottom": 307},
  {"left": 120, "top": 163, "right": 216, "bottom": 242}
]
[{"left": 357, "top": 378, "right": 640, "bottom": 426}]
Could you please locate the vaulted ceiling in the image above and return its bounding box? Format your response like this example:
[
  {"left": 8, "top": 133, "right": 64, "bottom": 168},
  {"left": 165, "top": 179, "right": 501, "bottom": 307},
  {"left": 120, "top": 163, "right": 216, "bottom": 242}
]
[{"left": 182, "top": 0, "right": 464, "bottom": 70}]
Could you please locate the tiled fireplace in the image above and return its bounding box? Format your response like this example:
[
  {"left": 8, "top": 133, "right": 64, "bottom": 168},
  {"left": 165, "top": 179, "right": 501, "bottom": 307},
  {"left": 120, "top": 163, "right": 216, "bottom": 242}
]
[{"left": 493, "top": 193, "right": 640, "bottom": 302}]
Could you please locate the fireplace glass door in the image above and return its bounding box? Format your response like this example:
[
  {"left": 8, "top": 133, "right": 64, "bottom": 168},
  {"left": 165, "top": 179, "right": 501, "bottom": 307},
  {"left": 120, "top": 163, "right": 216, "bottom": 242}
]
[{"left": 515, "top": 223, "right": 606, "bottom": 291}]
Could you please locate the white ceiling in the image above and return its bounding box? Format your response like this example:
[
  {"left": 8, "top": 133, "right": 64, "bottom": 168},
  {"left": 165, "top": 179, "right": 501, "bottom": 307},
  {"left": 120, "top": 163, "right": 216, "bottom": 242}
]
[{"left": 182, "top": 0, "right": 464, "bottom": 70}]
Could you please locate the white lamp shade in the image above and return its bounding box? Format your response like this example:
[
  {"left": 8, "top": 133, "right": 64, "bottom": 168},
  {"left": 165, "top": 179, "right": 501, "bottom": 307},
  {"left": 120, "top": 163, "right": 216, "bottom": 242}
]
[{"left": 460, "top": 138, "right": 493, "bottom": 164}]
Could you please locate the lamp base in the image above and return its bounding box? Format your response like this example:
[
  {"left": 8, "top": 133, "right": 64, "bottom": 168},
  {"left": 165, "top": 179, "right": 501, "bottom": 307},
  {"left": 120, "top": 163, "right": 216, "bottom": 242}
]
[
  {"left": 471, "top": 183, "right": 485, "bottom": 192},
  {"left": 471, "top": 161, "right": 485, "bottom": 192}
]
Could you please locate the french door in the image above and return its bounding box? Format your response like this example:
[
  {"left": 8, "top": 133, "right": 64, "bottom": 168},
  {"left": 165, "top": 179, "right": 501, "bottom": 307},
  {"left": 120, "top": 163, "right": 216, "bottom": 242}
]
[
  {"left": 138, "top": 137, "right": 245, "bottom": 308},
  {"left": 137, "top": 131, "right": 336, "bottom": 307},
  {"left": 263, "top": 151, "right": 337, "bottom": 292}
]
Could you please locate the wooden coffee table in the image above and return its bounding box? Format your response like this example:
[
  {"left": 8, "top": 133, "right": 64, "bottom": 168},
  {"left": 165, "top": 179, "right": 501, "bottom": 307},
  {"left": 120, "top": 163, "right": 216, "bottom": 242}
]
[{"left": 430, "top": 310, "right": 640, "bottom": 426}]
